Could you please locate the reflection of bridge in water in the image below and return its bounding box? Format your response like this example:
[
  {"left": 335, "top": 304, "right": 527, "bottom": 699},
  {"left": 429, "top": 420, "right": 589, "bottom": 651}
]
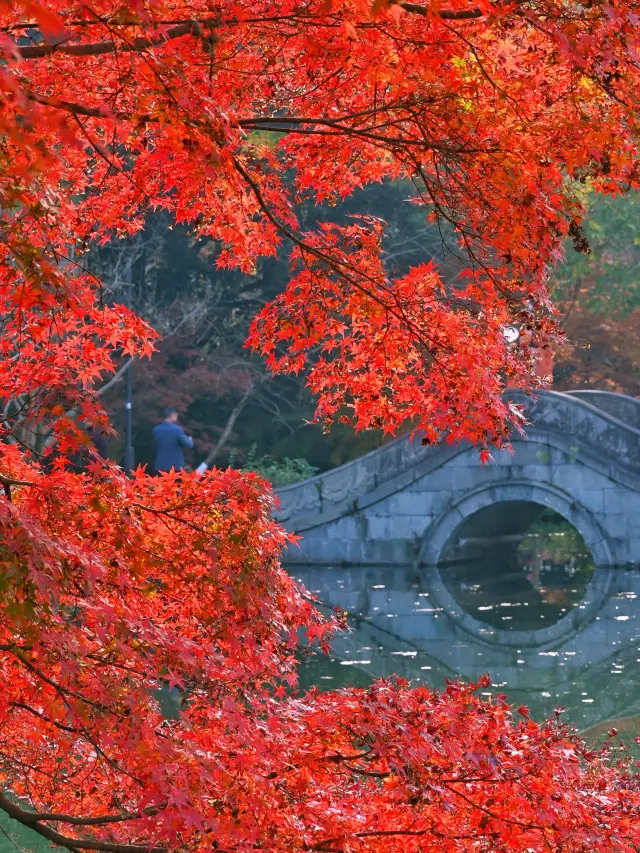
[
  {"left": 277, "top": 390, "right": 640, "bottom": 567},
  {"left": 293, "top": 563, "right": 640, "bottom": 731},
  {"left": 278, "top": 390, "right": 640, "bottom": 731}
]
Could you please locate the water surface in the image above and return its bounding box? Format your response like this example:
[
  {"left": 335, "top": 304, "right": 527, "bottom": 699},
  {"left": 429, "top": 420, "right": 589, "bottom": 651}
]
[{"left": 294, "top": 514, "right": 640, "bottom": 738}]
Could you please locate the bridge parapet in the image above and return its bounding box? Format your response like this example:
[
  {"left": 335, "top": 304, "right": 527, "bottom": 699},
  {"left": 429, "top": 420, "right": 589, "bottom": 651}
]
[
  {"left": 564, "top": 390, "right": 640, "bottom": 432},
  {"left": 508, "top": 390, "right": 640, "bottom": 477},
  {"left": 276, "top": 429, "right": 454, "bottom": 527}
]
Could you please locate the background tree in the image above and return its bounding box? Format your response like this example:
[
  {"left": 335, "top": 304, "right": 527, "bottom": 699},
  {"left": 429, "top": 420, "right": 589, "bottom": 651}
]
[
  {"left": 92, "top": 181, "right": 461, "bottom": 472},
  {"left": 552, "top": 189, "right": 640, "bottom": 396}
]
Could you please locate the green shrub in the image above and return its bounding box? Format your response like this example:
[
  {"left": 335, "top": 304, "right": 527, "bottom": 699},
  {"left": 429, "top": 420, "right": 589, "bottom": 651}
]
[{"left": 238, "top": 445, "right": 319, "bottom": 487}]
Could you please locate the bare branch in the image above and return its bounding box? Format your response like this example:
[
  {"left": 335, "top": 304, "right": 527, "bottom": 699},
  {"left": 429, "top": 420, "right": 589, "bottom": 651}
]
[
  {"left": 202, "top": 379, "right": 257, "bottom": 468},
  {"left": 17, "top": 21, "right": 202, "bottom": 59},
  {"left": 97, "top": 358, "right": 133, "bottom": 397},
  {"left": 398, "top": 2, "right": 484, "bottom": 19}
]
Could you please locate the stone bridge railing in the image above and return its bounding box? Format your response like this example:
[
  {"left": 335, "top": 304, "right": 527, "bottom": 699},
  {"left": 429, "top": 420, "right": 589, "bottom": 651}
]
[
  {"left": 565, "top": 390, "right": 640, "bottom": 432},
  {"left": 276, "top": 429, "right": 456, "bottom": 530},
  {"left": 512, "top": 390, "right": 640, "bottom": 477}
]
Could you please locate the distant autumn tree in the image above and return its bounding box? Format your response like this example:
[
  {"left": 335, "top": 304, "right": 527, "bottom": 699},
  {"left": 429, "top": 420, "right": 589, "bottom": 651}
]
[
  {"left": 90, "top": 183, "right": 459, "bottom": 472},
  {"left": 552, "top": 189, "right": 640, "bottom": 395},
  {"left": 0, "top": 3, "right": 640, "bottom": 853}
]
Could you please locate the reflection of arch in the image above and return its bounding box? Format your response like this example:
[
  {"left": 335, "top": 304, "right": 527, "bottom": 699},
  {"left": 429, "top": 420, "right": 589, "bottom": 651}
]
[
  {"left": 293, "top": 557, "right": 640, "bottom": 731},
  {"left": 421, "top": 482, "right": 613, "bottom": 649}
]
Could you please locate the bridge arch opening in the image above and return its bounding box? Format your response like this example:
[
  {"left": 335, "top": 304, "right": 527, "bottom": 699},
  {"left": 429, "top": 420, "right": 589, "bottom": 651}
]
[
  {"left": 437, "top": 502, "right": 595, "bottom": 631},
  {"left": 421, "top": 481, "right": 612, "bottom": 646}
]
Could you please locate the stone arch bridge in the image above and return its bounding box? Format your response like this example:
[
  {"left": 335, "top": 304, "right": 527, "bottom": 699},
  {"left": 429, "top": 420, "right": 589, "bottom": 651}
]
[{"left": 276, "top": 390, "right": 640, "bottom": 568}]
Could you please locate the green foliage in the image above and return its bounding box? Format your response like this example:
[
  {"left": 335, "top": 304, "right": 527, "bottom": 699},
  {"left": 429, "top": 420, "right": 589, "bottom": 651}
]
[
  {"left": 553, "top": 187, "right": 640, "bottom": 314},
  {"left": 239, "top": 444, "right": 319, "bottom": 487},
  {"left": 517, "top": 511, "right": 593, "bottom": 568}
]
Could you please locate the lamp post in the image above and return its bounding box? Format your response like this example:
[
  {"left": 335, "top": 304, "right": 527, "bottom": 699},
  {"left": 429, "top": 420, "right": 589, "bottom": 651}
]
[{"left": 123, "top": 259, "right": 135, "bottom": 475}]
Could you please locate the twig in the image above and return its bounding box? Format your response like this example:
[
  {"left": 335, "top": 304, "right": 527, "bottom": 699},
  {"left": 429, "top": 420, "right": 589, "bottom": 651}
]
[{"left": 97, "top": 358, "right": 133, "bottom": 397}]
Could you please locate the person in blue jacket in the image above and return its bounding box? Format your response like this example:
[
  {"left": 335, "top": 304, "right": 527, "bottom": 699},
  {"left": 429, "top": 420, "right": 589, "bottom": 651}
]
[{"left": 152, "top": 407, "right": 193, "bottom": 473}]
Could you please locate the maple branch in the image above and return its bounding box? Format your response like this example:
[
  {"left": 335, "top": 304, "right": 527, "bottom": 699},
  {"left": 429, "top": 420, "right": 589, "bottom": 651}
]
[
  {"left": 25, "top": 89, "right": 124, "bottom": 120},
  {"left": 29, "top": 805, "right": 164, "bottom": 827},
  {"left": 2, "top": 17, "right": 220, "bottom": 33},
  {"left": 345, "top": 766, "right": 390, "bottom": 778},
  {"left": 9, "top": 701, "right": 80, "bottom": 734},
  {"left": 241, "top": 115, "right": 491, "bottom": 155},
  {"left": 231, "top": 156, "right": 445, "bottom": 361},
  {"left": 0, "top": 794, "right": 167, "bottom": 853},
  {"left": 442, "top": 781, "right": 543, "bottom": 831},
  {"left": 130, "top": 501, "right": 210, "bottom": 536},
  {"left": 0, "top": 473, "right": 35, "bottom": 489},
  {"left": 311, "top": 825, "right": 476, "bottom": 851},
  {"left": 10, "top": 649, "right": 114, "bottom": 720},
  {"left": 40, "top": 356, "right": 134, "bottom": 454},
  {"left": 397, "top": 2, "right": 484, "bottom": 19},
  {"left": 325, "top": 751, "right": 373, "bottom": 762},
  {"left": 0, "top": 472, "right": 35, "bottom": 501},
  {"left": 5, "top": 5, "right": 484, "bottom": 43},
  {"left": 16, "top": 21, "right": 203, "bottom": 59}
]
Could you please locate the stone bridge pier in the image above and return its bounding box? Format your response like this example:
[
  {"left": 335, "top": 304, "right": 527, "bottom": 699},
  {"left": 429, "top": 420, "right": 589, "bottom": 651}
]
[{"left": 276, "top": 390, "right": 640, "bottom": 567}]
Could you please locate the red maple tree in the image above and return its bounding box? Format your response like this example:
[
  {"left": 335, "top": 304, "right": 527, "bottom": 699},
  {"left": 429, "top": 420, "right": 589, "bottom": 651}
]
[{"left": 0, "top": 1, "right": 639, "bottom": 851}]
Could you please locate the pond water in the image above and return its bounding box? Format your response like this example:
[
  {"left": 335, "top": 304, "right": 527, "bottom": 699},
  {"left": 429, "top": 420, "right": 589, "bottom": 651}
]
[{"left": 294, "top": 510, "right": 640, "bottom": 742}]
